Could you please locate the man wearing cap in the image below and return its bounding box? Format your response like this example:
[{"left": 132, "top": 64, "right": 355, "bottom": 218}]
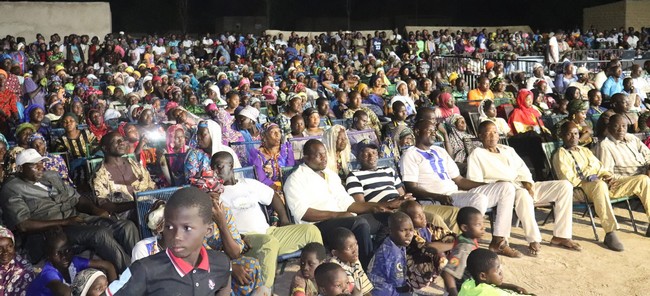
[
  {"left": 0, "top": 149, "right": 139, "bottom": 272},
  {"left": 346, "top": 141, "right": 460, "bottom": 233},
  {"left": 526, "top": 63, "right": 554, "bottom": 94},
  {"left": 569, "top": 67, "right": 596, "bottom": 101}
]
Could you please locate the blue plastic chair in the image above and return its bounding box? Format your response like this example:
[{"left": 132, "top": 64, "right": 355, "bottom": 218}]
[{"left": 134, "top": 186, "right": 187, "bottom": 238}]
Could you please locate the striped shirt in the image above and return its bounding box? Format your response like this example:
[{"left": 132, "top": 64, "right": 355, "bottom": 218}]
[{"left": 345, "top": 167, "right": 403, "bottom": 203}]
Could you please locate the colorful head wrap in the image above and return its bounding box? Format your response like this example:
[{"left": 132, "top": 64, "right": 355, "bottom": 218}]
[
  {"left": 23, "top": 104, "right": 45, "bottom": 123},
  {"left": 27, "top": 132, "right": 46, "bottom": 146},
  {"left": 166, "top": 124, "right": 187, "bottom": 154},
  {"left": 15, "top": 122, "right": 35, "bottom": 137},
  {"left": 0, "top": 225, "right": 14, "bottom": 244}
]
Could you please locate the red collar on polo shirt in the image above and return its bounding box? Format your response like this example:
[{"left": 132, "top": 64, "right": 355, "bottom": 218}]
[{"left": 166, "top": 246, "right": 211, "bottom": 276}]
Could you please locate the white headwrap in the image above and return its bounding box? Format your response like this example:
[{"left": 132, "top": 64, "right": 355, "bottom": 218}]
[
  {"left": 322, "top": 124, "right": 351, "bottom": 175},
  {"left": 71, "top": 269, "right": 106, "bottom": 296},
  {"left": 201, "top": 120, "right": 242, "bottom": 168}
]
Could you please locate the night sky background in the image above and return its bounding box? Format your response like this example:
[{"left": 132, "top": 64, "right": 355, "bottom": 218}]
[{"left": 13, "top": 0, "right": 625, "bottom": 33}]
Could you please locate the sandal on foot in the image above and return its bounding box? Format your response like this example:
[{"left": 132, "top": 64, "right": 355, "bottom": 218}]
[
  {"left": 549, "top": 238, "right": 582, "bottom": 252},
  {"left": 490, "top": 241, "right": 522, "bottom": 258},
  {"left": 528, "top": 242, "right": 541, "bottom": 256}
]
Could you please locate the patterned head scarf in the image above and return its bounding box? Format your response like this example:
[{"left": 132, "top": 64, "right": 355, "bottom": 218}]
[
  {"left": 14, "top": 122, "right": 35, "bottom": 137},
  {"left": 27, "top": 132, "right": 46, "bottom": 147},
  {"left": 489, "top": 77, "right": 504, "bottom": 91},
  {"left": 166, "top": 124, "right": 186, "bottom": 154},
  {"left": 0, "top": 225, "right": 14, "bottom": 244},
  {"left": 71, "top": 268, "right": 106, "bottom": 296},
  {"left": 0, "top": 133, "right": 9, "bottom": 149}
]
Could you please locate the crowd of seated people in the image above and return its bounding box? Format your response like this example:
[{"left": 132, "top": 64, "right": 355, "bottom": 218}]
[{"left": 0, "top": 26, "right": 650, "bottom": 295}]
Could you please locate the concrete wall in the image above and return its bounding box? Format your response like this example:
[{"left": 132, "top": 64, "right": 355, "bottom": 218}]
[
  {"left": 625, "top": 0, "right": 650, "bottom": 31},
  {"left": 0, "top": 2, "right": 112, "bottom": 42},
  {"left": 583, "top": 1, "right": 627, "bottom": 31}
]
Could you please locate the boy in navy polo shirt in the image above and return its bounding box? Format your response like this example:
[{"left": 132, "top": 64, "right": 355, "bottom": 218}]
[{"left": 107, "top": 187, "right": 231, "bottom": 296}]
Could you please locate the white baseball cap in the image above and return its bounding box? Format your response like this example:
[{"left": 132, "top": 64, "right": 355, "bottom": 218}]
[{"left": 16, "top": 149, "right": 49, "bottom": 166}]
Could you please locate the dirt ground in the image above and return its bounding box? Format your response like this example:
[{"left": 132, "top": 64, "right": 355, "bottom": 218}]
[{"left": 273, "top": 203, "right": 650, "bottom": 296}]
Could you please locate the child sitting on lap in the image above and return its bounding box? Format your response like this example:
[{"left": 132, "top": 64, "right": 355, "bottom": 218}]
[{"left": 400, "top": 200, "right": 455, "bottom": 289}]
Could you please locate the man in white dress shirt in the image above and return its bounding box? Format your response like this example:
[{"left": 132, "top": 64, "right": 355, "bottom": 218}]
[
  {"left": 284, "top": 140, "right": 393, "bottom": 266},
  {"left": 400, "top": 120, "right": 521, "bottom": 258},
  {"left": 467, "top": 120, "right": 581, "bottom": 255}
]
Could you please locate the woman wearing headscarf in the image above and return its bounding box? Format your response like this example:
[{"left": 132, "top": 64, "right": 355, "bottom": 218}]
[
  {"left": 554, "top": 99, "right": 593, "bottom": 146},
  {"left": 45, "top": 98, "right": 65, "bottom": 123},
  {"left": 250, "top": 122, "right": 295, "bottom": 191},
  {"left": 478, "top": 98, "right": 512, "bottom": 136},
  {"left": 68, "top": 97, "right": 86, "bottom": 123},
  {"left": 86, "top": 109, "right": 109, "bottom": 141},
  {"left": 369, "top": 74, "right": 387, "bottom": 96},
  {"left": 23, "top": 103, "right": 50, "bottom": 138},
  {"left": 389, "top": 80, "right": 417, "bottom": 116},
  {"left": 128, "top": 104, "right": 144, "bottom": 123},
  {"left": 508, "top": 89, "right": 551, "bottom": 179},
  {"left": 380, "top": 123, "right": 415, "bottom": 163},
  {"left": 322, "top": 124, "right": 352, "bottom": 180},
  {"left": 490, "top": 77, "right": 513, "bottom": 100},
  {"left": 446, "top": 114, "right": 474, "bottom": 162},
  {"left": 4, "top": 123, "right": 35, "bottom": 180},
  {"left": 29, "top": 132, "right": 73, "bottom": 186},
  {"left": 214, "top": 107, "right": 242, "bottom": 145},
  {"left": 508, "top": 89, "right": 550, "bottom": 136},
  {"left": 433, "top": 92, "right": 460, "bottom": 120},
  {"left": 71, "top": 268, "right": 107, "bottom": 296},
  {"left": 0, "top": 226, "right": 34, "bottom": 296},
  {"left": 53, "top": 113, "right": 97, "bottom": 160},
  {"left": 554, "top": 61, "right": 577, "bottom": 95},
  {"left": 234, "top": 106, "right": 262, "bottom": 142},
  {"left": 446, "top": 114, "right": 475, "bottom": 175},
  {"left": 161, "top": 124, "right": 189, "bottom": 186},
  {"left": 184, "top": 119, "right": 241, "bottom": 182}
]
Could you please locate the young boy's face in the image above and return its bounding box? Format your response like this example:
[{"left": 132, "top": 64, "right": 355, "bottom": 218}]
[
  {"left": 461, "top": 213, "right": 485, "bottom": 240},
  {"left": 87, "top": 275, "right": 108, "bottom": 296},
  {"left": 333, "top": 236, "right": 358, "bottom": 264},
  {"left": 299, "top": 252, "right": 321, "bottom": 280},
  {"left": 407, "top": 205, "right": 427, "bottom": 229},
  {"left": 163, "top": 206, "right": 213, "bottom": 265},
  {"left": 320, "top": 269, "right": 351, "bottom": 296},
  {"left": 389, "top": 219, "right": 415, "bottom": 247},
  {"left": 481, "top": 258, "right": 504, "bottom": 286},
  {"left": 49, "top": 237, "right": 73, "bottom": 270}
]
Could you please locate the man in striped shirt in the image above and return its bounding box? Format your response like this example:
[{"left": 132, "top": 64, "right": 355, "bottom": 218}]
[{"left": 345, "top": 142, "right": 460, "bottom": 233}]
